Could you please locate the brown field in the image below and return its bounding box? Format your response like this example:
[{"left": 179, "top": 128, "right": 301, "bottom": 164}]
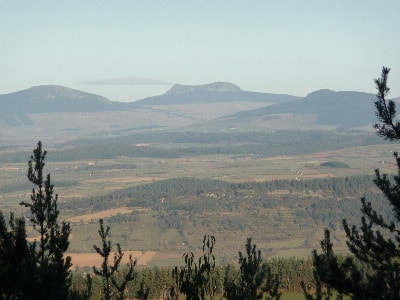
[
  {"left": 67, "top": 251, "right": 142, "bottom": 269},
  {"left": 151, "top": 252, "right": 182, "bottom": 261},
  {"left": 67, "top": 250, "right": 178, "bottom": 269},
  {"left": 66, "top": 207, "right": 134, "bottom": 223},
  {"left": 137, "top": 251, "right": 157, "bottom": 265}
]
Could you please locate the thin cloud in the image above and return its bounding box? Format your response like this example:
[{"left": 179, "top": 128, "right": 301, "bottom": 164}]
[{"left": 82, "top": 77, "right": 171, "bottom": 86}]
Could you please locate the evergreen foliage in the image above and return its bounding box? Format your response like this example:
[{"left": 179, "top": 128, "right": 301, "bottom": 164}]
[
  {"left": 307, "top": 67, "right": 400, "bottom": 299},
  {"left": 172, "top": 235, "right": 217, "bottom": 300},
  {"left": 0, "top": 212, "right": 36, "bottom": 298},
  {"left": 92, "top": 218, "right": 136, "bottom": 300},
  {"left": 224, "top": 238, "right": 281, "bottom": 300},
  {"left": 20, "top": 141, "right": 72, "bottom": 299},
  {"left": 0, "top": 130, "right": 384, "bottom": 164},
  {"left": 373, "top": 67, "right": 400, "bottom": 140},
  {"left": 0, "top": 141, "right": 72, "bottom": 299},
  {"left": 68, "top": 256, "right": 318, "bottom": 298},
  {"left": 320, "top": 161, "right": 350, "bottom": 168},
  {"left": 69, "top": 273, "right": 93, "bottom": 300}
]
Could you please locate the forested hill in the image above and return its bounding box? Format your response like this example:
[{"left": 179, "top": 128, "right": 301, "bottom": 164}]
[
  {"left": 60, "top": 175, "right": 389, "bottom": 257},
  {"left": 0, "top": 85, "right": 125, "bottom": 112},
  {"left": 0, "top": 85, "right": 127, "bottom": 125},
  {"left": 0, "top": 130, "right": 384, "bottom": 163},
  {"left": 130, "top": 82, "right": 300, "bottom": 105},
  {"left": 232, "top": 89, "right": 379, "bottom": 128}
]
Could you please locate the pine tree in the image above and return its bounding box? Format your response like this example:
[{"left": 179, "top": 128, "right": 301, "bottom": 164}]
[
  {"left": 307, "top": 67, "right": 400, "bottom": 299},
  {"left": 373, "top": 67, "right": 400, "bottom": 140},
  {"left": 0, "top": 212, "right": 36, "bottom": 298},
  {"left": 92, "top": 219, "right": 136, "bottom": 300},
  {"left": 0, "top": 141, "right": 72, "bottom": 299},
  {"left": 224, "top": 238, "right": 280, "bottom": 300},
  {"left": 172, "top": 235, "right": 217, "bottom": 300},
  {"left": 19, "top": 141, "right": 72, "bottom": 299}
]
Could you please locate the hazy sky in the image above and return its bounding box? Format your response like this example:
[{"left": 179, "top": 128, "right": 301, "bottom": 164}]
[{"left": 1, "top": 1, "right": 399, "bottom": 102}]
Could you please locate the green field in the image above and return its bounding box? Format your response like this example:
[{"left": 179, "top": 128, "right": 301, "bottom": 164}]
[{"left": 0, "top": 129, "right": 395, "bottom": 266}]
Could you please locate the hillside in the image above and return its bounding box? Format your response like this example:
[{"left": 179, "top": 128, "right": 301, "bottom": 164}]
[
  {"left": 0, "top": 85, "right": 126, "bottom": 125},
  {"left": 166, "top": 82, "right": 242, "bottom": 94},
  {"left": 231, "top": 89, "right": 378, "bottom": 128},
  {"left": 132, "top": 82, "right": 300, "bottom": 105},
  {"left": 0, "top": 84, "right": 387, "bottom": 145}
]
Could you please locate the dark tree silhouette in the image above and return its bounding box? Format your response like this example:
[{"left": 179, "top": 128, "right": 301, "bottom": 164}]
[
  {"left": 172, "top": 235, "right": 217, "bottom": 300},
  {"left": 0, "top": 212, "right": 36, "bottom": 298},
  {"left": 306, "top": 67, "right": 400, "bottom": 299},
  {"left": 374, "top": 67, "right": 400, "bottom": 140},
  {"left": 0, "top": 142, "right": 72, "bottom": 299},
  {"left": 19, "top": 141, "right": 72, "bottom": 299},
  {"left": 224, "top": 238, "right": 280, "bottom": 300},
  {"left": 92, "top": 219, "right": 136, "bottom": 300}
]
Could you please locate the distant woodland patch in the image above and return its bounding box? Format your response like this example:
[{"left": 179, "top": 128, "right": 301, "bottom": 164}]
[{"left": 320, "top": 161, "right": 350, "bottom": 168}]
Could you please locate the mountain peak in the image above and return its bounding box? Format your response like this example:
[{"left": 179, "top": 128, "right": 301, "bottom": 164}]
[
  {"left": 306, "top": 89, "right": 336, "bottom": 98},
  {"left": 0, "top": 85, "right": 120, "bottom": 126},
  {"left": 15, "top": 85, "right": 110, "bottom": 102},
  {"left": 165, "top": 82, "right": 242, "bottom": 95}
]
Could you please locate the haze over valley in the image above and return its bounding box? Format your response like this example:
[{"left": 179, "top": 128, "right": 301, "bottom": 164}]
[
  {"left": 0, "top": 81, "right": 395, "bottom": 263},
  {"left": 1, "top": 2, "right": 400, "bottom": 297},
  {"left": 0, "top": 82, "right": 393, "bottom": 144}
]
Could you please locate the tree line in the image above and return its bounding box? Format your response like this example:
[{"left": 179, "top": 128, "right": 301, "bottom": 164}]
[
  {"left": 0, "top": 130, "right": 385, "bottom": 164},
  {"left": 62, "top": 174, "right": 377, "bottom": 212}
]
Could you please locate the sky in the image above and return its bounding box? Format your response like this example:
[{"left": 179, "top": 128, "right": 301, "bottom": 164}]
[{"left": 1, "top": 1, "right": 399, "bottom": 102}]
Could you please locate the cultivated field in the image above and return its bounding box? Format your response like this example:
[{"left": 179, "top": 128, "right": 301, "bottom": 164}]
[
  {"left": 1, "top": 138, "right": 396, "bottom": 266},
  {"left": 67, "top": 207, "right": 135, "bottom": 223},
  {"left": 67, "top": 250, "right": 177, "bottom": 270}
]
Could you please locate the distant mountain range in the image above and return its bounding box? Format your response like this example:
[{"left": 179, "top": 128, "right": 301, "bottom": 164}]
[
  {"left": 132, "top": 82, "right": 300, "bottom": 105},
  {"left": 2, "top": 85, "right": 117, "bottom": 111},
  {"left": 232, "top": 89, "right": 379, "bottom": 128},
  {"left": 0, "top": 85, "right": 124, "bottom": 125},
  {"left": 0, "top": 82, "right": 394, "bottom": 130},
  {"left": 0, "top": 83, "right": 299, "bottom": 125}
]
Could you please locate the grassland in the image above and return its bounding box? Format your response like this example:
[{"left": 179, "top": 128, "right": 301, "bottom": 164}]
[{"left": 0, "top": 129, "right": 397, "bottom": 268}]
